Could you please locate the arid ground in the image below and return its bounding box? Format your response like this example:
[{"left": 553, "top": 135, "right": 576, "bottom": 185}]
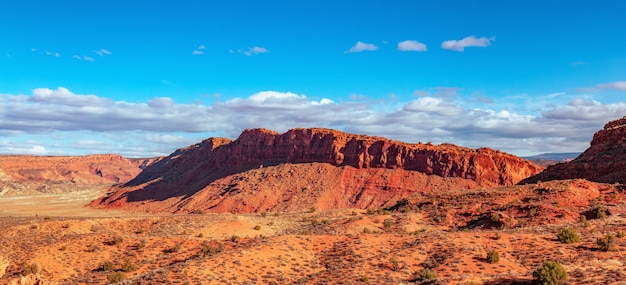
[{"left": 2, "top": 180, "right": 626, "bottom": 285}]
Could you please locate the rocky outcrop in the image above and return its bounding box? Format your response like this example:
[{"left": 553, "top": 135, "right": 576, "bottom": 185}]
[
  {"left": 522, "top": 116, "right": 626, "bottom": 184},
  {"left": 0, "top": 154, "right": 153, "bottom": 195},
  {"left": 92, "top": 128, "right": 542, "bottom": 213}
]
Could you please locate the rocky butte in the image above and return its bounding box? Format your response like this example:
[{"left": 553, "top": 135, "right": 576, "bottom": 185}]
[
  {"left": 522, "top": 116, "right": 626, "bottom": 184},
  {"left": 92, "top": 128, "right": 543, "bottom": 213}
]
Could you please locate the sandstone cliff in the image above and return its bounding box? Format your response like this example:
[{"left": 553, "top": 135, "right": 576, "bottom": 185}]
[
  {"left": 92, "top": 128, "right": 542, "bottom": 213},
  {"left": 522, "top": 116, "right": 626, "bottom": 184}
]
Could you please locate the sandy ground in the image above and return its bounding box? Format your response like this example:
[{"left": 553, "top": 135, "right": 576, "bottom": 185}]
[{"left": 0, "top": 189, "right": 132, "bottom": 217}]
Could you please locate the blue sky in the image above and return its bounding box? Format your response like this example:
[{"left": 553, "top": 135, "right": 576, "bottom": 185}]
[{"left": 1, "top": 0, "right": 625, "bottom": 157}]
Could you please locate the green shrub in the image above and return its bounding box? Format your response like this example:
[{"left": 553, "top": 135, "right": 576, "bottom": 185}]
[
  {"left": 532, "top": 260, "right": 567, "bottom": 285},
  {"left": 597, "top": 234, "right": 616, "bottom": 252},
  {"left": 107, "top": 272, "right": 127, "bottom": 283},
  {"left": 201, "top": 243, "right": 224, "bottom": 257},
  {"left": 486, "top": 250, "right": 500, "bottom": 264},
  {"left": 99, "top": 261, "right": 115, "bottom": 271},
  {"left": 121, "top": 260, "right": 136, "bottom": 272},
  {"left": 411, "top": 268, "right": 438, "bottom": 282},
  {"left": 556, "top": 228, "right": 580, "bottom": 244}
]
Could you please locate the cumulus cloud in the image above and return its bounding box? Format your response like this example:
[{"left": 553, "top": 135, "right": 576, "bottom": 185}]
[
  {"left": 238, "top": 46, "right": 270, "bottom": 56},
  {"left": 441, "top": 35, "right": 495, "bottom": 51},
  {"left": 1, "top": 86, "right": 625, "bottom": 157},
  {"left": 397, "top": 40, "right": 427, "bottom": 52},
  {"left": 345, "top": 41, "right": 378, "bottom": 53},
  {"left": 597, "top": 81, "right": 626, "bottom": 91},
  {"left": 192, "top": 50, "right": 204, "bottom": 55}
]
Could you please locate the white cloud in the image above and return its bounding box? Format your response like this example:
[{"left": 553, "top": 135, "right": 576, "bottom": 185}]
[
  {"left": 397, "top": 40, "right": 427, "bottom": 52},
  {"left": 2, "top": 86, "right": 625, "bottom": 157},
  {"left": 192, "top": 50, "right": 204, "bottom": 55},
  {"left": 441, "top": 35, "right": 495, "bottom": 51},
  {"left": 238, "top": 46, "right": 270, "bottom": 56},
  {"left": 198, "top": 45, "right": 206, "bottom": 50},
  {"left": 597, "top": 81, "right": 626, "bottom": 91},
  {"left": 73, "top": 55, "right": 95, "bottom": 61},
  {"left": 95, "top": 49, "right": 112, "bottom": 56},
  {"left": 345, "top": 41, "right": 378, "bottom": 53}
]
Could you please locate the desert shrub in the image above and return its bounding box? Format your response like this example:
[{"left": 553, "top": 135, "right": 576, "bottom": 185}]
[
  {"left": 201, "top": 243, "right": 224, "bottom": 257},
  {"left": 597, "top": 234, "right": 617, "bottom": 252},
  {"left": 197, "top": 233, "right": 204, "bottom": 238},
  {"left": 194, "top": 209, "right": 207, "bottom": 214},
  {"left": 595, "top": 206, "right": 608, "bottom": 219},
  {"left": 556, "top": 228, "right": 580, "bottom": 244},
  {"left": 579, "top": 215, "right": 588, "bottom": 227},
  {"left": 486, "top": 250, "right": 500, "bottom": 264},
  {"left": 411, "top": 268, "right": 438, "bottom": 282},
  {"left": 260, "top": 212, "right": 267, "bottom": 217},
  {"left": 617, "top": 231, "right": 625, "bottom": 238},
  {"left": 135, "top": 241, "right": 145, "bottom": 250},
  {"left": 383, "top": 219, "right": 394, "bottom": 229},
  {"left": 59, "top": 245, "right": 67, "bottom": 251},
  {"left": 359, "top": 275, "right": 369, "bottom": 282},
  {"left": 21, "top": 263, "right": 39, "bottom": 276},
  {"left": 363, "top": 227, "right": 372, "bottom": 234},
  {"left": 107, "top": 272, "right": 127, "bottom": 283},
  {"left": 490, "top": 212, "right": 500, "bottom": 222},
  {"left": 366, "top": 208, "right": 376, "bottom": 215},
  {"left": 108, "top": 236, "right": 123, "bottom": 245},
  {"left": 99, "top": 261, "right": 115, "bottom": 271},
  {"left": 253, "top": 225, "right": 261, "bottom": 230},
  {"left": 164, "top": 243, "right": 181, "bottom": 253},
  {"left": 532, "top": 260, "right": 567, "bottom": 285},
  {"left": 121, "top": 260, "right": 136, "bottom": 272}
]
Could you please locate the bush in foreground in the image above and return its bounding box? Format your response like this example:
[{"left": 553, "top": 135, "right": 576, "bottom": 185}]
[{"left": 532, "top": 260, "right": 567, "bottom": 285}]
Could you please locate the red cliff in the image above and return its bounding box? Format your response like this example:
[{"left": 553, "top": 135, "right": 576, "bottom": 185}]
[
  {"left": 522, "top": 116, "right": 626, "bottom": 184},
  {"left": 92, "top": 128, "right": 543, "bottom": 213}
]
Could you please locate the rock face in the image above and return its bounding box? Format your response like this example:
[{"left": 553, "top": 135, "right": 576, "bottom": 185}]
[
  {"left": 0, "top": 154, "right": 154, "bottom": 195},
  {"left": 92, "top": 128, "right": 542, "bottom": 213},
  {"left": 522, "top": 117, "right": 626, "bottom": 184}
]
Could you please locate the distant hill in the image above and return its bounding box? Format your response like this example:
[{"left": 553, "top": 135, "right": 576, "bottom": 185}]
[{"left": 523, "top": 152, "right": 580, "bottom": 166}]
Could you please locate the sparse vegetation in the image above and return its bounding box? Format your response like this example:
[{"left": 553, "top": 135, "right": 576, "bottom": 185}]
[
  {"left": 107, "top": 272, "right": 127, "bottom": 283},
  {"left": 99, "top": 261, "right": 116, "bottom": 271},
  {"left": 254, "top": 225, "right": 261, "bottom": 230},
  {"left": 21, "top": 263, "right": 39, "bottom": 276},
  {"left": 383, "top": 219, "right": 393, "bottom": 229},
  {"left": 556, "top": 228, "right": 580, "bottom": 244},
  {"left": 410, "top": 268, "right": 438, "bottom": 282},
  {"left": 201, "top": 243, "right": 224, "bottom": 257},
  {"left": 596, "top": 234, "right": 617, "bottom": 252},
  {"left": 486, "top": 249, "right": 500, "bottom": 264},
  {"left": 532, "top": 260, "right": 567, "bottom": 285},
  {"left": 121, "top": 260, "right": 136, "bottom": 272}
]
